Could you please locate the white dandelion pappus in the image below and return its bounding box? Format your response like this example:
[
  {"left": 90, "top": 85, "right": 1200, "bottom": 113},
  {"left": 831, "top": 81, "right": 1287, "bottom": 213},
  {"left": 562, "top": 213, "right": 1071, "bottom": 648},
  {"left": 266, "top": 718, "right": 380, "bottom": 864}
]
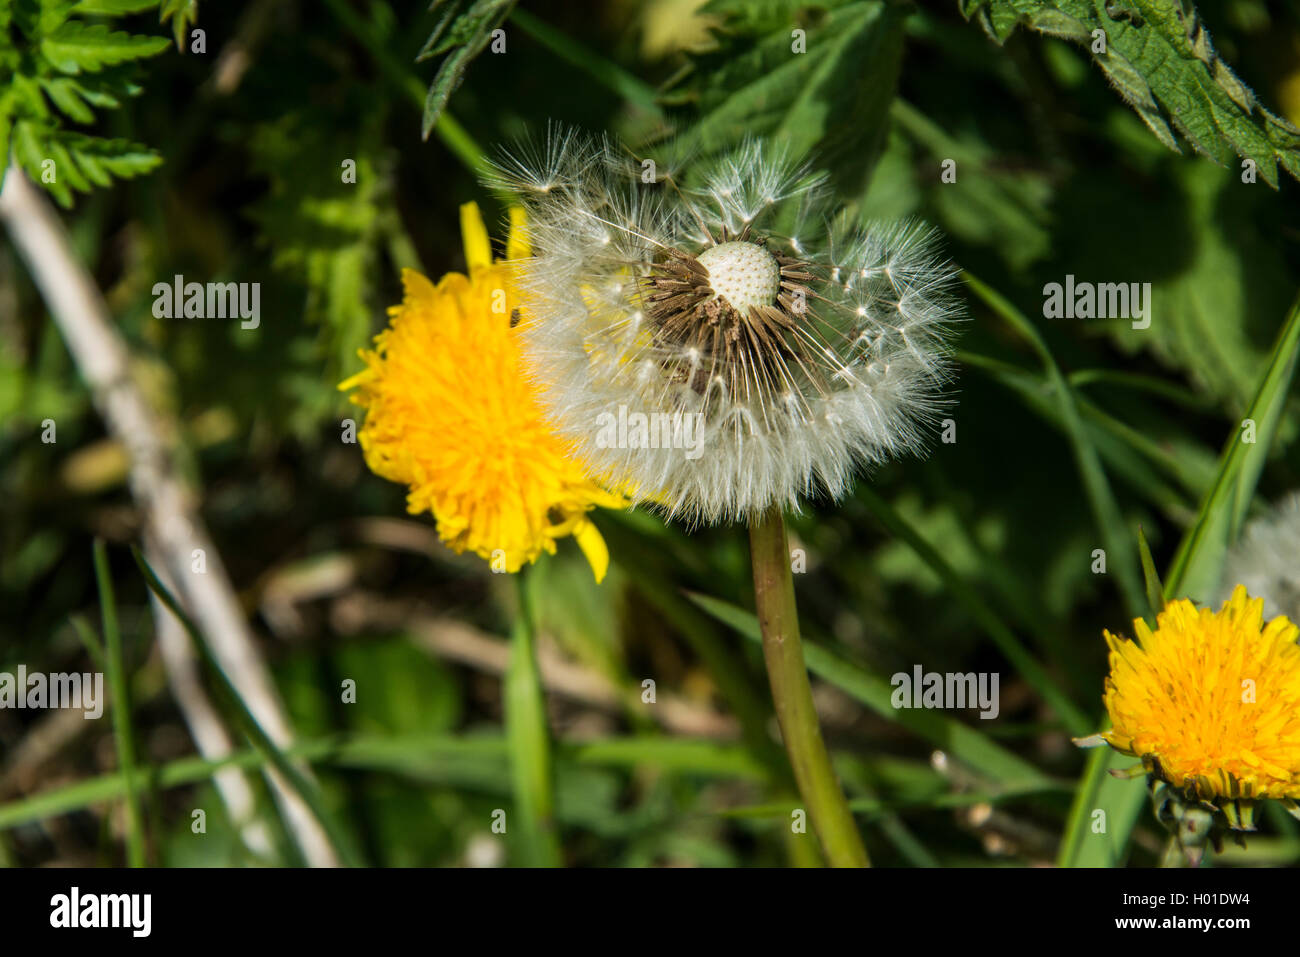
[
  {"left": 1220, "top": 491, "right": 1300, "bottom": 621},
  {"left": 489, "top": 128, "right": 963, "bottom": 525}
]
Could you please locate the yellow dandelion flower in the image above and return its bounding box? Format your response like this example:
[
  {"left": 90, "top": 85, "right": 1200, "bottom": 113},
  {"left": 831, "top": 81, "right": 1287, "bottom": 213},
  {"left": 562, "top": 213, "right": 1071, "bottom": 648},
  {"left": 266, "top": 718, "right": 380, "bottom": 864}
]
[
  {"left": 339, "top": 202, "right": 625, "bottom": 582},
  {"left": 1102, "top": 585, "right": 1300, "bottom": 804}
]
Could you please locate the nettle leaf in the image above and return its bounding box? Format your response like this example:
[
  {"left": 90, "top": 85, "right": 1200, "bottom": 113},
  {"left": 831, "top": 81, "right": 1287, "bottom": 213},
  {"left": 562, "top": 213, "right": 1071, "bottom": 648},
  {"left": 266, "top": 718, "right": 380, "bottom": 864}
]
[
  {"left": 41, "top": 20, "right": 169, "bottom": 73},
  {"left": 958, "top": 0, "right": 1300, "bottom": 187},
  {"left": 680, "top": 0, "right": 909, "bottom": 192},
  {"left": 1100, "top": 163, "right": 1298, "bottom": 423},
  {"left": 418, "top": 0, "right": 516, "bottom": 140}
]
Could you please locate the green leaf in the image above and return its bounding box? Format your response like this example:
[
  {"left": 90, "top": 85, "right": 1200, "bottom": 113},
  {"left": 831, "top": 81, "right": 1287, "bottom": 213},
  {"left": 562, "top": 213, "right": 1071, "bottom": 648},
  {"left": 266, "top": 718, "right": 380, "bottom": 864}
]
[
  {"left": 159, "top": 0, "right": 199, "bottom": 50},
  {"left": 130, "top": 547, "right": 361, "bottom": 867},
  {"left": 1088, "top": 163, "right": 1299, "bottom": 420},
  {"left": 417, "top": 0, "right": 517, "bottom": 140},
  {"left": 958, "top": 0, "right": 1300, "bottom": 186},
  {"left": 41, "top": 21, "right": 169, "bottom": 74},
  {"left": 73, "top": 0, "right": 160, "bottom": 13},
  {"left": 679, "top": 0, "right": 908, "bottom": 192},
  {"left": 856, "top": 484, "right": 1092, "bottom": 736},
  {"left": 0, "top": 113, "right": 12, "bottom": 195},
  {"left": 964, "top": 272, "right": 1147, "bottom": 619},
  {"left": 12, "top": 119, "right": 72, "bottom": 208},
  {"left": 39, "top": 76, "right": 95, "bottom": 123}
]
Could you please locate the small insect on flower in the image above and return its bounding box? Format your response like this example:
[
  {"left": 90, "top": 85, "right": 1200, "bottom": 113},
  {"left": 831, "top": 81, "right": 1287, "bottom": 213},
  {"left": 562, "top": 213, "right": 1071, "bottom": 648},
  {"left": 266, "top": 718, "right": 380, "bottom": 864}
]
[
  {"left": 339, "top": 202, "right": 625, "bottom": 582},
  {"left": 1084, "top": 586, "right": 1300, "bottom": 861},
  {"left": 488, "top": 128, "right": 963, "bottom": 524}
]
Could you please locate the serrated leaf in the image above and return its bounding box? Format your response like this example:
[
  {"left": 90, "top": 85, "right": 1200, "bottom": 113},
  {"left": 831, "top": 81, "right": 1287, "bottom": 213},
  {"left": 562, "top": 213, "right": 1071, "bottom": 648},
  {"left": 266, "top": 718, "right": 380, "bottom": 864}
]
[
  {"left": 73, "top": 0, "right": 160, "bottom": 13},
  {"left": 12, "top": 119, "right": 74, "bottom": 207},
  {"left": 11, "top": 73, "right": 51, "bottom": 119},
  {"left": 41, "top": 21, "right": 169, "bottom": 74},
  {"left": 38, "top": 0, "right": 80, "bottom": 36},
  {"left": 75, "top": 136, "right": 162, "bottom": 179},
  {"left": 678, "top": 0, "right": 908, "bottom": 193},
  {"left": 958, "top": 0, "right": 1300, "bottom": 186},
  {"left": 39, "top": 77, "right": 95, "bottom": 123},
  {"left": 159, "top": 0, "right": 199, "bottom": 50},
  {"left": 47, "top": 137, "right": 91, "bottom": 192},
  {"left": 1094, "top": 162, "right": 1298, "bottom": 416},
  {"left": 418, "top": 0, "right": 516, "bottom": 140},
  {"left": 0, "top": 113, "right": 12, "bottom": 194}
]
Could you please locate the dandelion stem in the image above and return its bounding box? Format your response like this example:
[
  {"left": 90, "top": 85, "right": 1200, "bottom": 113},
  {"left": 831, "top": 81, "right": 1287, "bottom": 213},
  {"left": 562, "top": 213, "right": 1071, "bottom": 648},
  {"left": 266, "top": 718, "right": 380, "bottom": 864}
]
[
  {"left": 749, "top": 506, "right": 869, "bottom": 867},
  {"left": 505, "top": 570, "right": 562, "bottom": 867}
]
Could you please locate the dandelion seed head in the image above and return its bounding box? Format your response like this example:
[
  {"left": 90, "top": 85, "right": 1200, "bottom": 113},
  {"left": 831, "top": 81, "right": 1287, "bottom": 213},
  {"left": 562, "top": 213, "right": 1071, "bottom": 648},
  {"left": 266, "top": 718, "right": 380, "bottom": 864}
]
[
  {"left": 489, "top": 129, "right": 964, "bottom": 523},
  {"left": 1221, "top": 491, "right": 1300, "bottom": 622}
]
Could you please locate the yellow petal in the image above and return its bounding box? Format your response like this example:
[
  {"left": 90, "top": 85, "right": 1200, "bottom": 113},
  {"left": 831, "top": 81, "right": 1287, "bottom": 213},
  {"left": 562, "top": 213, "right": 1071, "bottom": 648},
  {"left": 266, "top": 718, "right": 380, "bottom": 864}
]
[
  {"left": 505, "top": 206, "right": 530, "bottom": 261},
  {"left": 459, "top": 202, "right": 492, "bottom": 272},
  {"left": 572, "top": 518, "right": 610, "bottom": 584}
]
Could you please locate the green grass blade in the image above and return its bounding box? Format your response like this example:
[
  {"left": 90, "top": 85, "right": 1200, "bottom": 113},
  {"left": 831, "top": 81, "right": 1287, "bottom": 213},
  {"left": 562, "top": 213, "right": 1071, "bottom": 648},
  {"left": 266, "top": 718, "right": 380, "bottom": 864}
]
[
  {"left": 1054, "top": 743, "right": 1147, "bottom": 867},
  {"left": 687, "top": 592, "right": 1054, "bottom": 789},
  {"left": 93, "top": 540, "right": 146, "bottom": 867},
  {"left": 1066, "top": 368, "right": 1214, "bottom": 411},
  {"left": 1136, "top": 526, "right": 1165, "bottom": 618},
  {"left": 857, "top": 485, "right": 1091, "bottom": 736},
  {"left": 0, "top": 732, "right": 772, "bottom": 832},
  {"left": 510, "top": 8, "right": 662, "bottom": 115},
  {"left": 964, "top": 273, "right": 1146, "bottom": 618},
  {"left": 67, "top": 613, "right": 107, "bottom": 677},
  {"left": 1166, "top": 290, "right": 1300, "bottom": 599},
  {"left": 960, "top": 350, "right": 1206, "bottom": 505},
  {"left": 129, "top": 547, "right": 360, "bottom": 867}
]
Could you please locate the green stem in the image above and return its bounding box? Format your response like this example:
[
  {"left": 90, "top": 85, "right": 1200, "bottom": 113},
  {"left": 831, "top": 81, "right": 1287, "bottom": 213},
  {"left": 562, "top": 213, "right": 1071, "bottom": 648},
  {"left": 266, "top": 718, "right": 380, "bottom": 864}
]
[
  {"left": 749, "top": 506, "right": 869, "bottom": 867},
  {"left": 94, "top": 540, "right": 146, "bottom": 867},
  {"left": 505, "top": 570, "right": 562, "bottom": 867}
]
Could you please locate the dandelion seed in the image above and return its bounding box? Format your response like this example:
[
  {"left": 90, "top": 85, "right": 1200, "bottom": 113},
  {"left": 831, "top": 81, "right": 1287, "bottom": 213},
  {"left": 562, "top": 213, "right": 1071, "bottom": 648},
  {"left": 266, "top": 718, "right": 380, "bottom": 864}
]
[
  {"left": 339, "top": 202, "right": 624, "bottom": 581},
  {"left": 1220, "top": 491, "right": 1300, "bottom": 622},
  {"left": 490, "top": 130, "right": 963, "bottom": 524}
]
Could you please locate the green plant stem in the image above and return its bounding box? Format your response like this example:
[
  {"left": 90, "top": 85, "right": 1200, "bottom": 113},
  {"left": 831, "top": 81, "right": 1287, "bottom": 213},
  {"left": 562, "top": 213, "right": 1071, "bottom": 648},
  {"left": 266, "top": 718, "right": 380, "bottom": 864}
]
[
  {"left": 505, "top": 571, "right": 562, "bottom": 867},
  {"left": 94, "top": 540, "right": 146, "bottom": 867},
  {"left": 749, "top": 506, "right": 869, "bottom": 867}
]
